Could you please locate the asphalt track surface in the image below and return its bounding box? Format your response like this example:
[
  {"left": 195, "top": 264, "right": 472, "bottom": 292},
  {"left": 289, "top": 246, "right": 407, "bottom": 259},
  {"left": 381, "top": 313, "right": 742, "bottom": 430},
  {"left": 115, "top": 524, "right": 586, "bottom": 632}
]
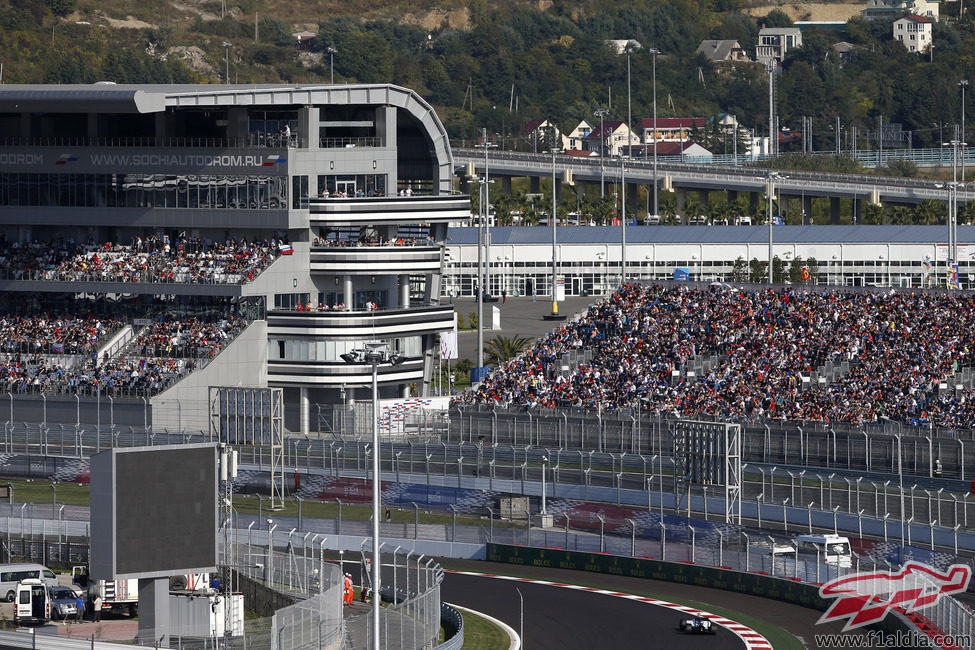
[{"left": 439, "top": 558, "right": 867, "bottom": 650}]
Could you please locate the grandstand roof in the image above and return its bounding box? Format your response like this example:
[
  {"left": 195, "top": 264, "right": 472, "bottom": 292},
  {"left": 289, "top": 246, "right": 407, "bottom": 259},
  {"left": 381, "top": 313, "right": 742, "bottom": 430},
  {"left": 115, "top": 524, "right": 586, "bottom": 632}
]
[{"left": 446, "top": 225, "right": 975, "bottom": 245}]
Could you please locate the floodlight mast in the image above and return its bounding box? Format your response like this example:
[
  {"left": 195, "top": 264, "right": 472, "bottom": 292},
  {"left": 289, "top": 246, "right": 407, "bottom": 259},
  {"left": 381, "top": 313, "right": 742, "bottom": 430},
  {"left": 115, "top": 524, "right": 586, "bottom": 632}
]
[{"left": 341, "top": 344, "right": 403, "bottom": 650}]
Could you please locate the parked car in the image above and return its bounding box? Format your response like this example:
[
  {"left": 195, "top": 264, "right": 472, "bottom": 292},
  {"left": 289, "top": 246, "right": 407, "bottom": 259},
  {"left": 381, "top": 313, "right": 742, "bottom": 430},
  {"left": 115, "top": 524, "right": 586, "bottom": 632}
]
[{"left": 48, "top": 586, "right": 79, "bottom": 621}]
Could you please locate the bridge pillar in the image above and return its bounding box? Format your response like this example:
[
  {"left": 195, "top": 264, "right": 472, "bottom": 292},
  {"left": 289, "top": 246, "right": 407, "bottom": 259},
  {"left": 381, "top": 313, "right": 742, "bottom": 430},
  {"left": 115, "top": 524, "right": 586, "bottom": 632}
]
[
  {"left": 675, "top": 189, "right": 687, "bottom": 221},
  {"left": 854, "top": 198, "right": 865, "bottom": 224},
  {"left": 698, "top": 189, "right": 710, "bottom": 207},
  {"left": 626, "top": 183, "right": 639, "bottom": 221},
  {"left": 501, "top": 175, "right": 512, "bottom": 195},
  {"left": 802, "top": 195, "right": 813, "bottom": 225},
  {"left": 727, "top": 189, "right": 739, "bottom": 206},
  {"left": 750, "top": 191, "right": 761, "bottom": 214},
  {"left": 830, "top": 196, "right": 841, "bottom": 225},
  {"left": 530, "top": 176, "right": 541, "bottom": 194}
]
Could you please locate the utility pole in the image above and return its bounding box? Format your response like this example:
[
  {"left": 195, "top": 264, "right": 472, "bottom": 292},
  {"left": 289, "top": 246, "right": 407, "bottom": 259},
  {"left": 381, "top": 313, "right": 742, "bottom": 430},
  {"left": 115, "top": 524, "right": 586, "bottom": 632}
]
[
  {"left": 594, "top": 108, "right": 608, "bottom": 198},
  {"left": 650, "top": 47, "right": 661, "bottom": 217}
]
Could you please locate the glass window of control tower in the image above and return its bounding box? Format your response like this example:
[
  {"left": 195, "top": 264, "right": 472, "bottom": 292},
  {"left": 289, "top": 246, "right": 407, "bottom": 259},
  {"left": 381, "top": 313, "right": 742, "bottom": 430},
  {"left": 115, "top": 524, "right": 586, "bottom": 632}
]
[{"left": 317, "top": 175, "right": 387, "bottom": 197}]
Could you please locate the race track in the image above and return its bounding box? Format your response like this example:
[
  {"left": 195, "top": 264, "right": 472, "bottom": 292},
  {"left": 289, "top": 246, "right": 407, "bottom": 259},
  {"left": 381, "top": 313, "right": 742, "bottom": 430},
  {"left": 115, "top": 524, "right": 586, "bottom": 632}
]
[{"left": 439, "top": 558, "right": 870, "bottom": 649}]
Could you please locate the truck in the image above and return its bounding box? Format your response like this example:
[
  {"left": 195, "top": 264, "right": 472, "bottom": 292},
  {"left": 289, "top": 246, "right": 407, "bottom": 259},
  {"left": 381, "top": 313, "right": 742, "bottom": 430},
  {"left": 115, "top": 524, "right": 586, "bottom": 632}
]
[
  {"left": 72, "top": 567, "right": 212, "bottom": 617},
  {"left": 72, "top": 566, "right": 137, "bottom": 616}
]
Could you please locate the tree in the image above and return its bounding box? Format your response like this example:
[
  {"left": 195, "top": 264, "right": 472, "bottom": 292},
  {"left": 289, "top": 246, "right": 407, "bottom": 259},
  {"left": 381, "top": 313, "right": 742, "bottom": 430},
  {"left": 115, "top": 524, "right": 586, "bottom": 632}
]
[
  {"left": 731, "top": 256, "right": 749, "bottom": 282},
  {"left": 44, "top": 0, "right": 77, "bottom": 17},
  {"left": 772, "top": 256, "right": 787, "bottom": 283},
  {"left": 762, "top": 9, "right": 794, "bottom": 28},
  {"left": 749, "top": 258, "right": 767, "bottom": 283},
  {"left": 788, "top": 256, "right": 805, "bottom": 284},
  {"left": 486, "top": 334, "right": 533, "bottom": 365}
]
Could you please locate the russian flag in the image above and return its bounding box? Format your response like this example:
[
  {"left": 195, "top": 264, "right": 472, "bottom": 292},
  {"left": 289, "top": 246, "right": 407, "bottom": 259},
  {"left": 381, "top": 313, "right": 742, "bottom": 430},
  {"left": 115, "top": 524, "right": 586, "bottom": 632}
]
[
  {"left": 263, "top": 154, "right": 286, "bottom": 166},
  {"left": 278, "top": 243, "right": 294, "bottom": 255},
  {"left": 56, "top": 154, "right": 78, "bottom": 165}
]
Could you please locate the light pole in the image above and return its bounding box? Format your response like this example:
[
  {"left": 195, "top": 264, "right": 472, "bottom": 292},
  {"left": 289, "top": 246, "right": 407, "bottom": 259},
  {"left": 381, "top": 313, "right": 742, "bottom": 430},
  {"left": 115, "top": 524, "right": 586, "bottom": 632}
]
[
  {"left": 327, "top": 46, "right": 337, "bottom": 84},
  {"left": 942, "top": 133, "right": 965, "bottom": 284},
  {"left": 620, "top": 154, "right": 628, "bottom": 285},
  {"left": 765, "top": 171, "right": 784, "bottom": 283},
  {"left": 341, "top": 343, "right": 405, "bottom": 650},
  {"left": 649, "top": 47, "right": 660, "bottom": 218},
  {"left": 541, "top": 456, "right": 548, "bottom": 515},
  {"left": 222, "top": 41, "right": 232, "bottom": 85},
  {"left": 767, "top": 59, "right": 776, "bottom": 157},
  {"left": 549, "top": 147, "right": 563, "bottom": 319},
  {"left": 961, "top": 80, "right": 968, "bottom": 182},
  {"left": 594, "top": 108, "right": 608, "bottom": 198}
]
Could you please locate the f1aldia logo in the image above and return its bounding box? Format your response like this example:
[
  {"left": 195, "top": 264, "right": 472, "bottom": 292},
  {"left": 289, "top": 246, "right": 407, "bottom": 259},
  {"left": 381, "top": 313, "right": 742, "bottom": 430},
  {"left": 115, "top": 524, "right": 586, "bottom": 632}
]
[{"left": 818, "top": 561, "right": 970, "bottom": 631}]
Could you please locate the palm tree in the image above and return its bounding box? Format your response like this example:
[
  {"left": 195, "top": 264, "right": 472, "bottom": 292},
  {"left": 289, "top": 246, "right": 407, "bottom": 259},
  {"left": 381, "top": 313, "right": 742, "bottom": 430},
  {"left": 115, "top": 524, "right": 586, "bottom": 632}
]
[{"left": 485, "top": 334, "right": 533, "bottom": 365}]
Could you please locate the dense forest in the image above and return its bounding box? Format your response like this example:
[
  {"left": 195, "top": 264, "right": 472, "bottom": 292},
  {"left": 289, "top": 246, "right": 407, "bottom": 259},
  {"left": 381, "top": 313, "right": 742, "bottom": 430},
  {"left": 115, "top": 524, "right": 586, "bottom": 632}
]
[{"left": 0, "top": 0, "right": 971, "bottom": 154}]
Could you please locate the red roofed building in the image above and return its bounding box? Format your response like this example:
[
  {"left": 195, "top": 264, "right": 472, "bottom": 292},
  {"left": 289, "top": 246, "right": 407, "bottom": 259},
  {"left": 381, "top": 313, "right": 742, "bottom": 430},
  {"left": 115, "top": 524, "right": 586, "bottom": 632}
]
[
  {"left": 583, "top": 120, "right": 636, "bottom": 157},
  {"left": 637, "top": 117, "right": 706, "bottom": 146},
  {"left": 893, "top": 15, "right": 933, "bottom": 52}
]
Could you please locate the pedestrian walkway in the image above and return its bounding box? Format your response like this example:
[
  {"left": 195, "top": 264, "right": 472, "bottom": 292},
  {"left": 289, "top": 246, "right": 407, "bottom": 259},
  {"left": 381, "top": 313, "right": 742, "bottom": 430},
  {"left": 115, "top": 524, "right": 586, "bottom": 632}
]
[{"left": 453, "top": 295, "right": 598, "bottom": 363}]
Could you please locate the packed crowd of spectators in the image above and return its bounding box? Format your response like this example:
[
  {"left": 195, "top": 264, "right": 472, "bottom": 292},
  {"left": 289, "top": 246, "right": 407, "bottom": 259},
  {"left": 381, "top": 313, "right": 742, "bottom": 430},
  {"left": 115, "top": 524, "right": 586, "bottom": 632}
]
[
  {"left": 457, "top": 283, "right": 975, "bottom": 428},
  {"left": 0, "top": 314, "right": 124, "bottom": 354},
  {"left": 0, "top": 235, "right": 280, "bottom": 284},
  {"left": 0, "top": 313, "right": 249, "bottom": 395},
  {"left": 133, "top": 315, "right": 247, "bottom": 358}
]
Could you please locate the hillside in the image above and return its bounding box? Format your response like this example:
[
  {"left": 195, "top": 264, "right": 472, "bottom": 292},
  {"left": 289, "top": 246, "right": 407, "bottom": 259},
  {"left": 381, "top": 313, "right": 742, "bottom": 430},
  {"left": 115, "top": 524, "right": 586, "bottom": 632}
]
[{"left": 0, "top": 0, "right": 970, "bottom": 168}]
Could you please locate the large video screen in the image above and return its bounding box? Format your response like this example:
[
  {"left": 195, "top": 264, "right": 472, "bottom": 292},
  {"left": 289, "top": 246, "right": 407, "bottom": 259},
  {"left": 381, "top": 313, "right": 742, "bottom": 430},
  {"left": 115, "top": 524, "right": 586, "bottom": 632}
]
[{"left": 91, "top": 444, "right": 218, "bottom": 580}]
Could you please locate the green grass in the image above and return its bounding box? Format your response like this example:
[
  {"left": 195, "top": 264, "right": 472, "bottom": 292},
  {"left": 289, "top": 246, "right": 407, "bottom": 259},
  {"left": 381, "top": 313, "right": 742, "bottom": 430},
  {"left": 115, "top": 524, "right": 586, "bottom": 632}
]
[
  {"left": 13, "top": 479, "right": 91, "bottom": 507},
  {"left": 459, "top": 608, "right": 510, "bottom": 649}
]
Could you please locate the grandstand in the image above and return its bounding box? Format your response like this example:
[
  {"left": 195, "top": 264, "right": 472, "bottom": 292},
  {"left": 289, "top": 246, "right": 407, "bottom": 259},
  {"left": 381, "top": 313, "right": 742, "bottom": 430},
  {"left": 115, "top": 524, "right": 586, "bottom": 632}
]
[
  {"left": 0, "top": 83, "right": 466, "bottom": 432},
  {"left": 457, "top": 282, "right": 975, "bottom": 428}
]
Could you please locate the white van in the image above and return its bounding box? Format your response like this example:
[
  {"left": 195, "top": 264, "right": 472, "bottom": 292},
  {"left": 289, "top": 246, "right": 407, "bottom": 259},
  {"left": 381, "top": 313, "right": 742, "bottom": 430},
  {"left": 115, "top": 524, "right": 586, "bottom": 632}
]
[
  {"left": 794, "top": 534, "right": 853, "bottom": 567},
  {"left": 0, "top": 564, "right": 59, "bottom": 602},
  {"left": 15, "top": 579, "right": 51, "bottom": 624}
]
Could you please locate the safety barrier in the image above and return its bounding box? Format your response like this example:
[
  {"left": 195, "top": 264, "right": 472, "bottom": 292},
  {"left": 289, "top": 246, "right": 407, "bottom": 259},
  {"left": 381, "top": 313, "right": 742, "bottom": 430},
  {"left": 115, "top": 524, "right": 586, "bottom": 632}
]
[{"left": 434, "top": 604, "right": 465, "bottom": 650}]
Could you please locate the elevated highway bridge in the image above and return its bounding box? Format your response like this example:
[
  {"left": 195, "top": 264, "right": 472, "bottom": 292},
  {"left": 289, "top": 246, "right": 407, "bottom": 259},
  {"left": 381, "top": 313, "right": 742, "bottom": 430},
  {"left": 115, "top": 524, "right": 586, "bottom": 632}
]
[{"left": 453, "top": 149, "right": 971, "bottom": 215}]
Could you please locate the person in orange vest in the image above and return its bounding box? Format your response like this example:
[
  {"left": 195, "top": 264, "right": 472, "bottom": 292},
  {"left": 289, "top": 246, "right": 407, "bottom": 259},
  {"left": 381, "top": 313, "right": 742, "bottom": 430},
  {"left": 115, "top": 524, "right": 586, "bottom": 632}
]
[{"left": 343, "top": 573, "right": 353, "bottom": 605}]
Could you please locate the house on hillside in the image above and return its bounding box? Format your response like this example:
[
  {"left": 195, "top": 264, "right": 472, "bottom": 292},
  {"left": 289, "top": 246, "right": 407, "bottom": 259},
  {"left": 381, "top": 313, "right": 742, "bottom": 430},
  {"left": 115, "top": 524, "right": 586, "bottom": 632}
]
[
  {"left": 695, "top": 40, "right": 751, "bottom": 64},
  {"left": 584, "top": 120, "right": 636, "bottom": 157},
  {"left": 518, "top": 118, "right": 562, "bottom": 152},
  {"left": 564, "top": 120, "right": 593, "bottom": 151},
  {"left": 756, "top": 27, "right": 803, "bottom": 66},
  {"left": 647, "top": 141, "right": 713, "bottom": 160},
  {"left": 604, "top": 39, "right": 643, "bottom": 55},
  {"left": 292, "top": 31, "right": 317, "bottom": 50},
  {"left": 893, "top": 15, "right": 933, "bottom": 52},
  {"left": 864, "top": 0, "right": 939, "bottom": 20},
  {"left": 638, "top": 117, "right": 706, "bottom": 145},
  {"left": 832, "top": 41, "right": 856, "bottom": 65}
]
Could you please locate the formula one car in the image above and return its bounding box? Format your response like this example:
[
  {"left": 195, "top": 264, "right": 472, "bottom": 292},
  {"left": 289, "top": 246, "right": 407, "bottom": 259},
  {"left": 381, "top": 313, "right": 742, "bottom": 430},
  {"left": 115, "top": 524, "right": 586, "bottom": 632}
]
[{"left": 679, "top": 615, "right": 715, "bottom": 634}]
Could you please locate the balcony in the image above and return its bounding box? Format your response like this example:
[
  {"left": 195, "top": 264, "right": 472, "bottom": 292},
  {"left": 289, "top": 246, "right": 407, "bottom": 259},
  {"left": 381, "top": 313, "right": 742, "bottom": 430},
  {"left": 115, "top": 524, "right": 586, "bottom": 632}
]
[
  {"left": 267, "top": 303, "right": 454, "bottom": 339},
  {"left": 268, "top": 356, "right": 423, "bottom": 387},
  {"left": 309, "top": 195, "right": 470, "bottom": 227},
  {"left": 310, "top": 244, "right": 441, "bottom": 275}
]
